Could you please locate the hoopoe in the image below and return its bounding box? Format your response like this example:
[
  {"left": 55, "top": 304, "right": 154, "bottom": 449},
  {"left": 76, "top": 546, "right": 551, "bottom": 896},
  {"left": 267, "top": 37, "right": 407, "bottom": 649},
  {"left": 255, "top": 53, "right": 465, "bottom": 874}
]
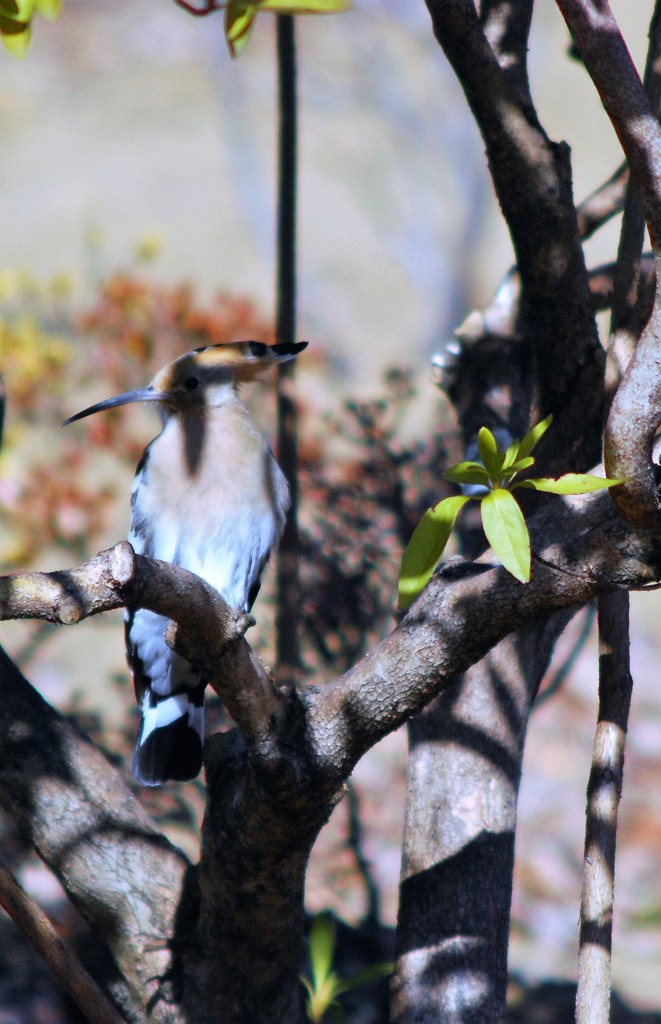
[{"left": 63, "top": 339, "right": 307, "bottom": 786}]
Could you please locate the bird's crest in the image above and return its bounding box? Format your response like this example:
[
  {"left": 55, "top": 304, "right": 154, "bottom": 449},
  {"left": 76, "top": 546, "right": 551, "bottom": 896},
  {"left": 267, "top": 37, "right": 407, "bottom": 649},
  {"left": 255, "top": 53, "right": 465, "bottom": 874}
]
[
  {"left": 190, "top": 340, "right": 308, "bottom": 383},
  {"left": 62, "top": 340, "right": 308, "bottom": 425}
]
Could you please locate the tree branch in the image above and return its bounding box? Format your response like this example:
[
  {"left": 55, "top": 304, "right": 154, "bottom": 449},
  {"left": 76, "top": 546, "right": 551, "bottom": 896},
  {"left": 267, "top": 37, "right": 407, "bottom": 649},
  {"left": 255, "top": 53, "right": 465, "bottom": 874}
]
[
  {"left": 307, "top": 486, "right": 661, "bottom": 783},
  {"left": 0, "top": 542, "right": 285, "bottom": 751},
  {"left": 575, "top": 11, "right": 659, "bottom": 1014},
  {"left": 425, "top": 0, "right": 604, "bottom": 473},
  {"left": 3, "top": 488, "right": 661, "bottom": 798},
  {"left": 0, "top": 648, "right": 190, "bottom": 1022},
  {"left": 1, "top": 483, "right": 660, "bottom": 1023},
  {"left": 576, "top": 592, "right": 632, "bottom": 1024},
  {"left": 0, "top": 859, "right": 127, "bottom": 1024},
  {"left": 172, "top": 0, "right": 223, "bottom": 15},
  {"left": 576, "top": 163, "right": 628, "bottom": 241},
  {"left": 556, "top": 0, "right": 661, "bottom": 248},
  {"left": 556, "top": 0, "right": 661, "bottom": 524}
]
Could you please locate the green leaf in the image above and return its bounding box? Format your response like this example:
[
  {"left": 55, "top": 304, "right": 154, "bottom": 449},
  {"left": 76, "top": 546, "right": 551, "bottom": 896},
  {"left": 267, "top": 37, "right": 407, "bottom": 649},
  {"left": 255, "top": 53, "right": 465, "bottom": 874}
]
[
  {"left": 34, "top": 0, "right": 62, "bottom": 20},
  {"left": 0, "top": 0, "right": 31, "bottom": 18},
  {"left": 516, "top": 414, "right": 553, "bottom": 459},
  {"left": 443, "top": 461, "right": 492, "bottom": 487},
  {"left": 224, "top": 1, "right": 256, "bottom": 57},
  {"left": 500, "top": 455, "right": 536, "bottom": 485},
  {"left": 504, "top": 456, "right": 535, "bottom": 476},
  {"left": 0, "top": 9, "right": 28, "bottom": 32},
  {"left": 501, "top": 439, "right": 522, "bottom": 472},
  {"left": 514, "top": 473, "right": 622, "bottom": 495},
  {"left": 260, "top": 0, "right": 350, "bottom": 10},
  {"left": 477, "top": 426, "right": 504, "bottom": 479},
  {"left": 398, "top": 495, "right": 470, "bottom": 610},
  {"left": 224, "top": 0, "right": 348, "bottom": 55},
  {"left": 335, "top": 960, "right": 394, "bottom": 996},
  {"left": 309, "top": 913, "right": 335, "bottom": 992},
  {"left": 1, "top": 18, "right": 30, "bottom": 54},
  {"left": 303, "top": 913, "right": 344, "bottom": 1023},
  {"left": 480, "top": 489, "right": 531, "bottom": 583}
]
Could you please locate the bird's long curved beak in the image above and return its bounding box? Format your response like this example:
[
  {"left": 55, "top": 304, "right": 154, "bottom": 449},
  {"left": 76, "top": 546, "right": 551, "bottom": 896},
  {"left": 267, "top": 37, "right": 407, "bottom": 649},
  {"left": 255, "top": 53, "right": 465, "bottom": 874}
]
[{"left": 61, "top": 387, "right": 164, "bottom": 426}]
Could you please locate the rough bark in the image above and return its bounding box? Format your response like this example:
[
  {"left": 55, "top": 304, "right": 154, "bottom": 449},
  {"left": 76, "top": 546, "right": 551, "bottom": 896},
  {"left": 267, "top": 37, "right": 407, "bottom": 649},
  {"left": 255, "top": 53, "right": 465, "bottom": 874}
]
[
  {"left": 555, "top": 0, "right": 661, "bottom": 525},
  {"left": 425, "top": 0, "right": 604, "bottom": 472},
  {"left": 1, "top": 476, "right": 661, "bottom": 1020},
  {"left": 393, "top": 4, "right": 610, "bottom": 1018},
  {"left": 0, "top": 648, "right": 189, "bottom": 1023},
  {"left": 2, "top": 4, "right": 661, "bottom": 1021},
  {"left": 392, "top": 617, "right": 571, "bottom": 1024},
  {"left": 576, "top": 592, "right": 633, "bottom": 1024}
]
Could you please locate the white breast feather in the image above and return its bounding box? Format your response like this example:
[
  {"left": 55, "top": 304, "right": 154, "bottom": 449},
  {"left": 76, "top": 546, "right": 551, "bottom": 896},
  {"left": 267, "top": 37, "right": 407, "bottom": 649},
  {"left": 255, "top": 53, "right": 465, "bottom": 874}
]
[{"left": 126, "top": 399, "right": 289, "bottom": 698}]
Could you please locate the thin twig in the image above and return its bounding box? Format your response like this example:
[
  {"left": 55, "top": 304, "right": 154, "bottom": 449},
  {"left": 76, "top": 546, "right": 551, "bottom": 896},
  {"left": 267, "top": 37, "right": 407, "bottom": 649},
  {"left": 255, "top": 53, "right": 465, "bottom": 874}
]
[
  {"left": 172, "top": 0, "right": 223, "bottom": 15},
  {"left": 604, "top": 1, "right": 661, "bottom": 405},
  {"left": 534, "top": 600, "right": 596, "bottom": 708},
  {"left": 274, "top": 14, "right": 302, "bottom": 676},
  {"left": 576, "top": 163, "right": 628, "bottom": 241},
  {"left": 0, "top": 860, "right": 126, "bottom": 1024},
  {"left": 345, "top": 781, "right": 382, "bottom": 926}
]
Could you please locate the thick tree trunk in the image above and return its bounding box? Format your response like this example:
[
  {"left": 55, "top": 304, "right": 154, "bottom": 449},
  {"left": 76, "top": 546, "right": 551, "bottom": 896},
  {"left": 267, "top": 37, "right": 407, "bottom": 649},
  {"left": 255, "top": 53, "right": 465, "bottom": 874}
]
[
  {"left": 392, "top": 618, "right": 570, "bottom": 1023},
  {"left": 196, "top": 727, "right": 341, "bottom": 1024}
]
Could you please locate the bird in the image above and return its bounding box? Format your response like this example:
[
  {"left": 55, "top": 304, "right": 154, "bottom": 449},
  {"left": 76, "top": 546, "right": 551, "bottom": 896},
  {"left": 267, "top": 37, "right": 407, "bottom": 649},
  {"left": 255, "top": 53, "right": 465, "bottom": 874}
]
[{"left": 63, "top": 339, "right": 307, "bottom": 786}]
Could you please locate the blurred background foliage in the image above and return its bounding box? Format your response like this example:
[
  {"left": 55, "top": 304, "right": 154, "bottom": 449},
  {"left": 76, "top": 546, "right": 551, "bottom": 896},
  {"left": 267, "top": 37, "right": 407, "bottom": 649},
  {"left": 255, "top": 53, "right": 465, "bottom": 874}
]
[{"left": 2, "top": 1, "right": 661, "bottom": 1022}]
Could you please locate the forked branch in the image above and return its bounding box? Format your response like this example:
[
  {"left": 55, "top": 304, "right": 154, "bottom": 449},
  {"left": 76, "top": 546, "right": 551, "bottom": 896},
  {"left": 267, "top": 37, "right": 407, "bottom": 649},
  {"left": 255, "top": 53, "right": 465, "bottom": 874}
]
[
  {"left": 557, "top": 0, "right": 661, "bottom": 524},
  {"left": 0, "top": 541, "right": 284, "bottom": 749}
]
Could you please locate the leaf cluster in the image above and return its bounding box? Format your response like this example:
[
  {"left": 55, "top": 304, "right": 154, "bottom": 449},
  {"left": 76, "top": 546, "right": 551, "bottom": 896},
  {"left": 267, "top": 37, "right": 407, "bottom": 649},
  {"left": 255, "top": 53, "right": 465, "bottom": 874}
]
[
  {"left": 398, "top": 416, "right": 621, "bottom": 608},
  {"left": 224, "top": 0, "right": 350, "bottom": 57},
  {"left": 301, "top": 913, "right": 393, "bottom": 1023}
]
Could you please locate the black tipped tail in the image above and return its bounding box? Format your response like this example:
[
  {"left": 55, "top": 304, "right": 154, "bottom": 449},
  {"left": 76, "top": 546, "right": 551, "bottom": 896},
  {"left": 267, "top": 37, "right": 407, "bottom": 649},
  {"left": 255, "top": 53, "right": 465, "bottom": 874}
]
[{"left": 132, "top": 689, "right": 205, "bottom": 787}]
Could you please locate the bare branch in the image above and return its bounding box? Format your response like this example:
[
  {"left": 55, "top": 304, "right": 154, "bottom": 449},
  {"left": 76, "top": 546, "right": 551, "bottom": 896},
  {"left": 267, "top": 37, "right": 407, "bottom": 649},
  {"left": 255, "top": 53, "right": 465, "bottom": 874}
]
[
  {"left": 425, "top": 0, "right": 604, "bottom": 473},
  {"left": 575, "top": 13, "right": 657, "bottom": 1016},
  {"left": 588, "top": 254, "right": 655, "bottom": 318},
  {"left": 0, "top": 859, "right": 127, "bottom": 1024},
  {"left": 0, "top": 542, "right": 285, "bottom": 750},
  {"left": 606, "top": 4, "right": 661, "bottom": 402},
  {"left": 480, "top": 0, "right": 534, "bottom": 113},
  {"left": 172, "top": 0, "right": 223, "bottom": 15},
  {"left": 1, "top": 494, "right": 659, "bottom": 1023},
  {"left": 0, "top": 648, "right": 189, "bottom": 1022},
  {"left": 576, "top": 592, "right": 632, "bottom": 1024},
  {"left": 3, "top": 488, "right": 661, "bottom": 800},
  {"left": 308, "top": 487, "right": 661, "bottom": 782},
  {"left": 576, "top": 162, "right": 628, "bottom": 240},
  {"left": 556, "top": 0, "right": 661, "bottom": 524},
  {"left": 556, "top": 0, "right": 661, "bottom": 248},
  {"left": 275, "top": 15, "right": 302, "bottom": 680}
]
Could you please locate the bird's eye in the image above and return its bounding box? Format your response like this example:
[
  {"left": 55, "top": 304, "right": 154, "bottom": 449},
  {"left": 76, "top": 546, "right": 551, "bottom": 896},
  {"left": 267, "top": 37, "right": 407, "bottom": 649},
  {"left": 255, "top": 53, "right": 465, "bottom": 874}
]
[{"left": 184, "top": 376, "right": 200, "bottom": 391}]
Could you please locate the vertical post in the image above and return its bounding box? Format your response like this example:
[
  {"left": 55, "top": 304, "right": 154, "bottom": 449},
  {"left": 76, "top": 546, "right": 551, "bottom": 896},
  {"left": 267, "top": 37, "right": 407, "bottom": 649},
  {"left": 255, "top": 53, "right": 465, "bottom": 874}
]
[{"left": 275, "top": 14, "right": 301, "bottom": 675}]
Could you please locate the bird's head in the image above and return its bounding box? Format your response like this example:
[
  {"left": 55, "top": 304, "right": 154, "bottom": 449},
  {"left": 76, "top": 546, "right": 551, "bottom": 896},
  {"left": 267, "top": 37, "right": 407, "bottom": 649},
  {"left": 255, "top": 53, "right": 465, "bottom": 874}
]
[{"left": 62, "top": 340, "right": 308, "bottom": 425}]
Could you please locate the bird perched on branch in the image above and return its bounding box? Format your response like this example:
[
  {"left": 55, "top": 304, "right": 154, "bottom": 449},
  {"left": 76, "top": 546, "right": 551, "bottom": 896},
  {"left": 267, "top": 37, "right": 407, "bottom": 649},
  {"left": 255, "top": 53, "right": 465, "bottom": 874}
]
[{"left": 63, "top": 339, "right": 307, "bottom": 786}]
